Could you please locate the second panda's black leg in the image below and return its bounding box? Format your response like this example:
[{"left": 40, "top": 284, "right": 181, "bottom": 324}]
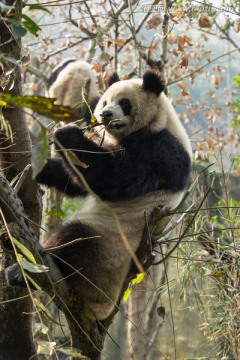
[{"left": 4, "top": 263, "right": 26, "bottom": 287}]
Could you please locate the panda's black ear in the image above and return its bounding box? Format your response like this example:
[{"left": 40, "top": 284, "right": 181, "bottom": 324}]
[
  {"left": 108, "top": 72, "right": 120, "bottom": 87},
  {"left": 142, "top": 70, "right": 166, "bottom": 96}
]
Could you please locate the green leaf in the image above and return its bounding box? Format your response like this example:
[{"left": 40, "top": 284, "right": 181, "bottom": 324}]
[
  {"left": 231, "top": 118, "right": 240, "bottom": 128},
  {"left": 184, "top": 358, "right": 206, "bottom": 360},
  {"left": 123, "top": 288, "right": 132, "bottom": 301},
  {"left": 44, "top": 209, "right": 66, "bottom": 221},
  {"left": 11, "top": 24, "right": 27, "bottom": 37},
  {"left": 123, "top": 273, "right": 145, "bottom": 301},
  {"left": 21, "top": 14, "right": 41, "bottom": 36},
  {"left": 0, "top": 112, "right": 13, "bottom": 141},
  {"left": 233, "top": 74, "right": 240, "bottom": 86},
  {"left": 31, "top": 124, "right": 48, "bottom": 179},
  {"left": 17, "top": 254, "right": 49, "bottom": 273},
  {"left": 62, "top": 198, "right": 83, "bottom": 215},
  {"left": 44, "top": 209, "right": 58, "bottom": 217},
  {"left": 0, "top": 54, "right": 21, "bottom": 68},
  {"left": 34, "top": 322, "right": 49, "bottom": 335},
  {"left": 28, "top": 4, "right": 51, "bottom": 13},
  {"left": 34, "top": 298, "right": 62, "bottom": 325},
  {"left": 0, "top": 93, "right": 80, "bottom": 122},
  {"left": 37, "top": 341, "right": 56, "bottom": 355},
  {"left": 131, "top": 273, "right": 145, "bottom": 285},
  {"left": 58, "top": 347, "right": 88, "bottom": 359},
  {"left": 25, "top": 273, "right": 42, "bottom": 291},
  {"left": 90, "top": 115, "right": 97, "bottom": 124},
  {"left": 57, "top": 209, "right": 66, "bottom": 221},
  {"left": 12, "top": 237, "right": 37, "bottom": 264}
]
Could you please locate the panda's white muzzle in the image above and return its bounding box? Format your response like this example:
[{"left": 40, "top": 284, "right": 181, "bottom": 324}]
[
  {"left": 100, "top": 110, "right": 114, "bottom": 125},
  {"left": 100, "top": 108, "right": 126, "bottom": 129}
]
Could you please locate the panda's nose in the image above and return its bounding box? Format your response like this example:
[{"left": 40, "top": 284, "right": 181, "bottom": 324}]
[{"left": 100, "top": 110, "right": 113, "bottom": 122}]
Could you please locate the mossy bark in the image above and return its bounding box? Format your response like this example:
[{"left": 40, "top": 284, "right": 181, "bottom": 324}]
[{"left": 0, "top": 1, "right": 41, "bottom": 359}]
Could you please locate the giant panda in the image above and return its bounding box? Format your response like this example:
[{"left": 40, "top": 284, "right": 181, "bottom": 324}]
[
  {"left": 47, "top": 59, "right": 101, "bottom": 123},
  {"left": 6, "top": 70, "right": 192, "bottom": 321}
]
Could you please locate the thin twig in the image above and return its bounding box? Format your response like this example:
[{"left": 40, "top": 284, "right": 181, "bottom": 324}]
[{"left": 168, "top": 47, "right": 240, "bottom": 86}]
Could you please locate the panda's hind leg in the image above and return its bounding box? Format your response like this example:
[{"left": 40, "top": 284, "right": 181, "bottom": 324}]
[
  {"left": 45, "top": 222, "right": 122, "bottom": 319},
  {"left": 43, "top": 221, "right": 101, "bottom": 280}
]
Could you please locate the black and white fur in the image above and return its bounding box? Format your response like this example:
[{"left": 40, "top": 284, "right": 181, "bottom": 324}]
[
  {"left": 47, "top": 59, "right": 100, "bottom": 123},
  {"left": 6, "top": 70, "right": 192, "bottom": 320}
]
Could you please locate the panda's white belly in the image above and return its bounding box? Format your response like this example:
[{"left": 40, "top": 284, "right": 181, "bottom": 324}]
[{"left": 72, "top": 190, "right": 183, "bottom": 252}]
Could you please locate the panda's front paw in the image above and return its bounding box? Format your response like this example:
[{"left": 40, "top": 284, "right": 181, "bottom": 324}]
[
  {"left": 35, "top": 158, "right": 61, "bottom": 185},
  {"left": 54, "top": 125, "right": 84, "bottom": 149},
  {"left": 35, "top": 159, "right": 49, "bottom": 183}
]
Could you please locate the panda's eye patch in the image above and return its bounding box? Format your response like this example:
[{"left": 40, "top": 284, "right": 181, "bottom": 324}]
[
  {"left": 102, "top": 100, "right": 107, "bottom": 107},
  {"left": 119, "top": 98, "right": 131, "bottom": 116}
]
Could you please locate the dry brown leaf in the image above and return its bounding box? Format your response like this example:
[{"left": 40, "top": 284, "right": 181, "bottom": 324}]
[
  {"left": 168, "top": 31, "right": 177, "bottom": 44},
  {"left": 68, "top": 150, "right": 89, "bottom": 169},
  {"left": 102, "top": 71, "right": 110, "bottom": 85},
  {"left": 225, "top": 18, "right": 232, "bottom": 27},
  {"left": 184, "top": 36, "right": 192, "bottom": 46},
  {"left": 207, "top": 137, "right": 215, "bottom": 150},
  {"left": 179, "top": 53, "right": 189, "bottom": 68},
  {"left": 177, "top": 82, "right": 188, "bottom": 91},
  {"left": 165, "top": 9, "right": 179, "bottom": 24},
  {"left": 149, "top": 42, "right": 158, "bottom": 52},
  {"left": 30, "top": 82, "right": 39, "bottom": 91},
  {"left": 198, "top": 14, "right": 213, "bottom": 28},
  {"left": 202, "top": 50, "right": 212, "bottom": 62},
  {"left": 97, "top": 74, "right": 104, "bottom": 92},
  {"left": 197, "top": 142, "right": 204, "bottom": 151},
  {"left": 125, "top": 44, "right": 132, "bottom": 52},
  {"left": 174, "top": 70, "right": 182, "bottom": 79},
  {"left": 194, "top": 150, "right": 210, "bottom": 162},
  {"left": 212, "top": 74, "right": 221, "bottom": 89},
  {"left": 201, "top": 33, "right": 208, "bottom": 41},
  {"left": 100, "top": 52, "right": 111, "bottom": 62},
  {"left": 92, "top": 63, "right": 102, "bottom": 72},
  {"left": 178, "top": 82, "right": 189, "bottom": 96},
  {"left": 175, "top": 10, "right": 182, "bottom": 19},
  {"left": 236, "top": 18, "right": 240, "bottom": 33},
  {"left": 177, "top": 35, "right": 185, "bottom": 52},
  {"left": 115, "top": 38, "right": 125, "bottom": 48},
  {"left": 146, "top": 15, "right": 162, "bottom": 29},
  {"left": 190, "top": 72, "right": 197, "bottom": 84}
]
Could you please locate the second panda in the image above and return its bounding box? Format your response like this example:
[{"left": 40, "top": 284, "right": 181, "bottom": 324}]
[{"left": 47, "top": 59, "right": 101, "bottom": 123}]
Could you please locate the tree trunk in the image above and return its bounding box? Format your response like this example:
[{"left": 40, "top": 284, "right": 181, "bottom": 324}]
[
  {"left": 0, "top": 1, "right": 41, "bottom": 359},
  {"left": 127, "top": 282, "right": 147, "bottom": 360},
  {"left": 0, "top": 265, "right": 36, "bottom": 360}
]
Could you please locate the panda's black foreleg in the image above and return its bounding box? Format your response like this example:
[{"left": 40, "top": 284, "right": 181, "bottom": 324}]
[
  {"left": 36, "top": 157, "right": 86, "bottom": 197},
  {"left": 54, "top": 125, "right": 108, "bottom": 156}
]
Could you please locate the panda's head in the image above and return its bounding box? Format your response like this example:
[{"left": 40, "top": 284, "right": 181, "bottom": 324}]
[{"left": 94, "top": 70, "right": 168, "bottom": 139}]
